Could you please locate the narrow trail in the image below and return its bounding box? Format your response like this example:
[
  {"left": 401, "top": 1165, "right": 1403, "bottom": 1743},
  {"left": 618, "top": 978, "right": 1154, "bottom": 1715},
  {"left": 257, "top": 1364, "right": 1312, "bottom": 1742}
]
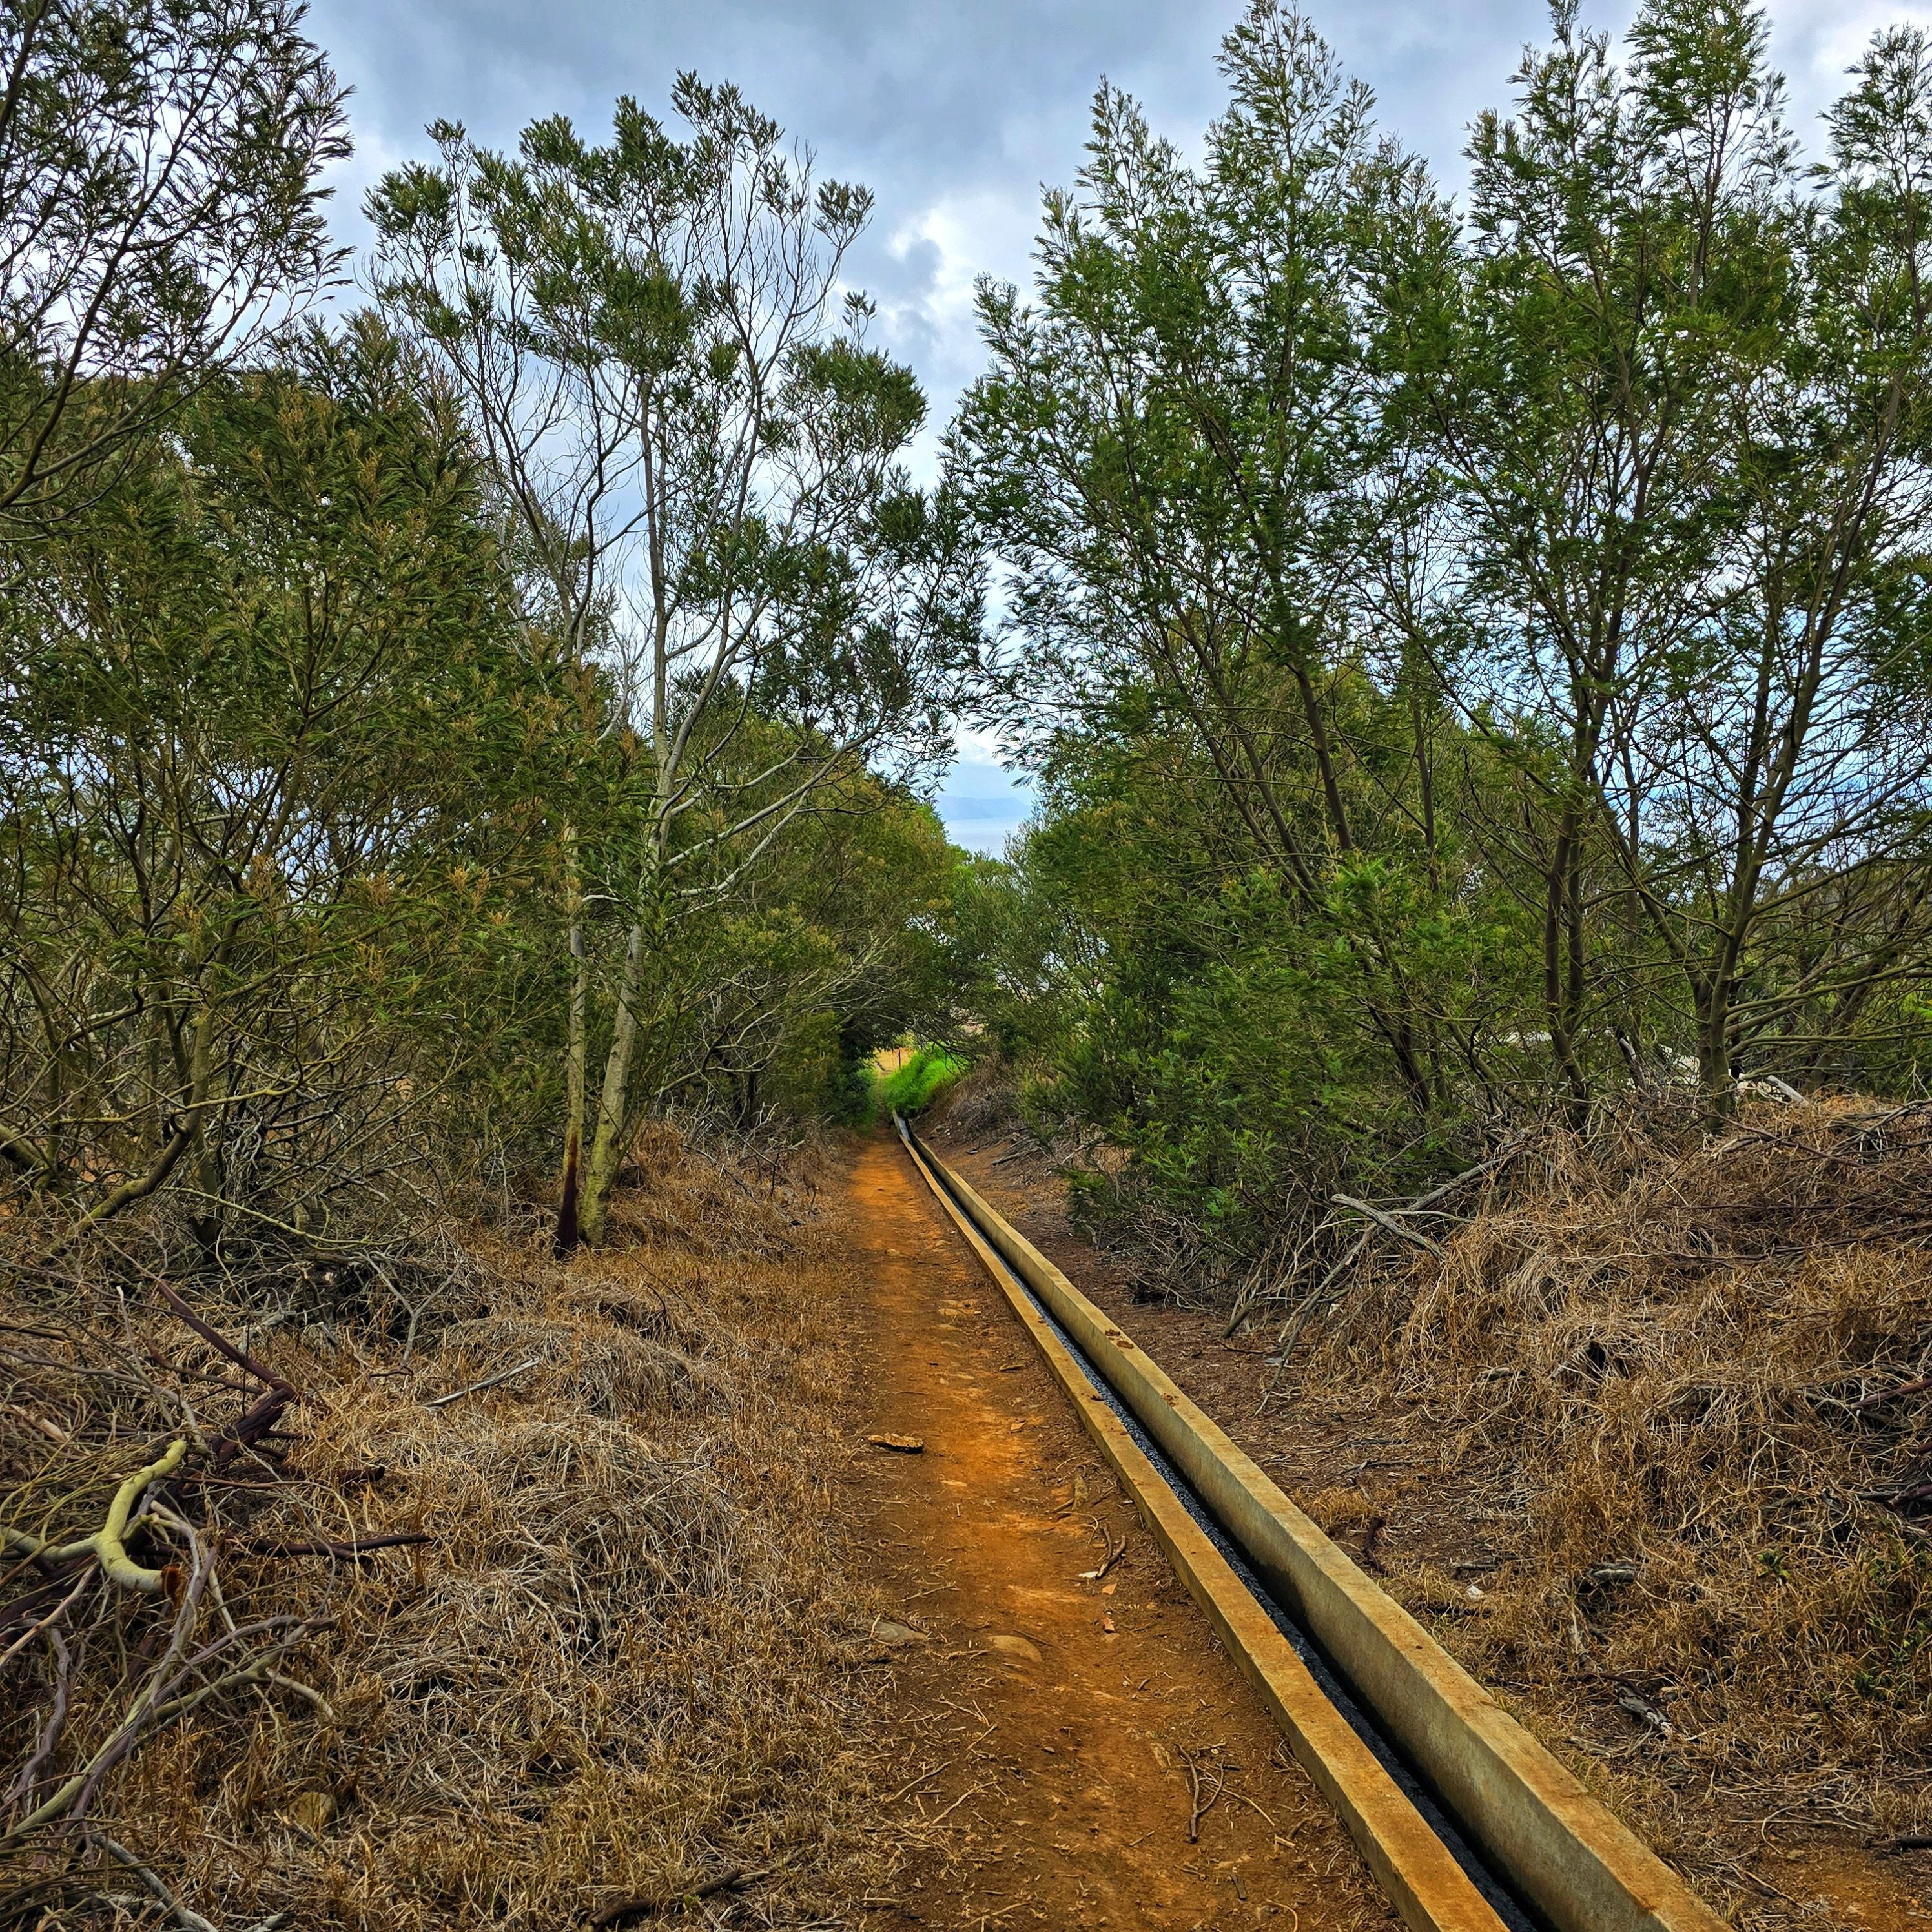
[{"left": 843, "top": 1131, "right": 1393, "bottom": 1931}]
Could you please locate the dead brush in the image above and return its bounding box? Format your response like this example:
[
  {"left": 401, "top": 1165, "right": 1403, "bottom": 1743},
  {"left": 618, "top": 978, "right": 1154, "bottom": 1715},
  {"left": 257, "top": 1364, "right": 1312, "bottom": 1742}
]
[
  {"left": 615, "top": 1111, "right": 829, "bottom": 1254},
  {"left": 923, "top": 1057, "right": 1019, "bottom": 1142},
  {"left": 0, "top": 1125, "right": 891, "bottom": 1931},
  {"left": 1289, "top": 1094, "right": 1932, "bottom": 1896}
]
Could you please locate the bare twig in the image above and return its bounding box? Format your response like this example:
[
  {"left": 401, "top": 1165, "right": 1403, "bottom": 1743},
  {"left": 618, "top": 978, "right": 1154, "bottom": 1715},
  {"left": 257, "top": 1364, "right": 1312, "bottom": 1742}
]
[
  {"left": 1264, "top": 1231, "right": 1370, "bottom": 1385},
  {"left": 1330, "top": 1195, "right": 1447, "bottom": 1260},
  {"left": 1078, "top": 1519, "right": 1127, "bottom": 1581},
  {"left": 232, "top": 1531, "right": 429, "bottom": 1561},
  {"left": 7, "top": 1625, "right": 75, "bottom": 1809},
  {"left": 424, "top": 1358, "right": 539, "bottom": 1408},
  {"left": 91, "top": 1834, "right": 220, "bottom": 1932},
  {"left": 1855, "top": 1375, "right": 1932, "bottom": 1409},
  {"left": 0, "top": 1566, "right": 98, "bottom": 1672},
  {"left": 1178, "top": 1743, "right": 1228, "bottom": 1844}
]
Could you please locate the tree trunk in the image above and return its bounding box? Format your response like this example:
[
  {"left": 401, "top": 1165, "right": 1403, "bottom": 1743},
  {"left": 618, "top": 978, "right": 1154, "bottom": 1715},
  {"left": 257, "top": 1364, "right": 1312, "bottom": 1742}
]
[
  {"left": 577, "top": 920, "right": 644, "bottom": 1248},
  {"left": 554, "top": 828, "right": 588, "bottom": 1255},
  {"left": 1696, "top": 980, "right": 1736, "bottom": 1129},
  {"left": 1543, "top": 805, "right": 1592, "bottom": 1128},
  {"left": 555, "top": 920, "right": 588, "bottom": 1253}
]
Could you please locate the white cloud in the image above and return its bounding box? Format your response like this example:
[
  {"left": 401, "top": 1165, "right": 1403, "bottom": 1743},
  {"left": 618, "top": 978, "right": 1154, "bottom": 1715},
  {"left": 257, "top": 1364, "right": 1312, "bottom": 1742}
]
[{"left": 1770, "top": 0, "right": 1932, "bottom": 118}]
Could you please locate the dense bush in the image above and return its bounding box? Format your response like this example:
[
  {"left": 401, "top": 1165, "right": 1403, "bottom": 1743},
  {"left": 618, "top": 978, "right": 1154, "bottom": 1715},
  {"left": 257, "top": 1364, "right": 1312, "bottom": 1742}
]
[{"left": 951, "top": 0, "right": 1932, "bottom": 1277}]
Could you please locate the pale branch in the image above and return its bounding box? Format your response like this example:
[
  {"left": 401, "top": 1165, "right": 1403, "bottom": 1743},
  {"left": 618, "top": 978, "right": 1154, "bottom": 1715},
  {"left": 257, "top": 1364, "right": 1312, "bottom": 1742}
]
[{"left": 2, "top": 1439, "right": 187, "bottom": 1594}]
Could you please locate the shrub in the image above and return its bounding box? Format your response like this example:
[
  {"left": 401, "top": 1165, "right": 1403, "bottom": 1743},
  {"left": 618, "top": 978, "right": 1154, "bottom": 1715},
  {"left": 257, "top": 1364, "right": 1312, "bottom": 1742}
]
[{"left": 876, "top": 1045, "right": 965, "bottom": 1118}]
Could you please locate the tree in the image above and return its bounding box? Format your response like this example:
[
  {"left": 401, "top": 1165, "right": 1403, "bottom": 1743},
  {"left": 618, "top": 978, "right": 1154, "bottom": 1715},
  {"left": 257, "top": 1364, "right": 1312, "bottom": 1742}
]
[
  {"left": 1386, "top": 0, "right": 1800, "bottom": 1118},
  {"left": 950, "top": 5, "right": 1534, "bottom": 1251},
  {"left": 0, "top": 317, "right": 566, "bottom": 1250},
  {"left": 957, "top": 0, "right": 1932, "bottom": 1290},
  {"left": 0, "top": 0, "right": 348, "bottom": 554},
  {"left": 1395, "top": 0, "right": 1932, "bottom": 1120},
  {"left": 954, "top": 5, "right": 1490, "bottom": 1118},
  {"left": 1639, "top": 23, "right": 1932, "bottom": 1105},
  {"left": 370, "top": 79, "right": 978, "bottom": 1245}
]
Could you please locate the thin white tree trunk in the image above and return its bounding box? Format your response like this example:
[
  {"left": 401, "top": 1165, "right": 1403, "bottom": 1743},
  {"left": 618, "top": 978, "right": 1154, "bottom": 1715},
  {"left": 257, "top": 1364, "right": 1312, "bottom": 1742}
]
[
  {"left": 555, "top": 826, "right": 590, "bottom": 1252},
  {"left": 577, "top": 918, "right": 644, "bottom": 1247}
]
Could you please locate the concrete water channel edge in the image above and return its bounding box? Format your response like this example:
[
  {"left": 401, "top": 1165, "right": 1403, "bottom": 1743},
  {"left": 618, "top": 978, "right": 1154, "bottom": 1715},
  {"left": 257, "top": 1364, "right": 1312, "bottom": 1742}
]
[{"left": 892, "top": 1113, "right": 1733, "bottom": 1932}]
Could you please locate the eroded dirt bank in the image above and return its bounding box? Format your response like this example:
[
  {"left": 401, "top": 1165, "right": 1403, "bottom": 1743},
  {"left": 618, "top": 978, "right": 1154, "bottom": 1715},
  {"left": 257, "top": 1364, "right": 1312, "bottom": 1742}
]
[{"left": 838, "top": 1130, "right": 1394, "bottom": 1931}]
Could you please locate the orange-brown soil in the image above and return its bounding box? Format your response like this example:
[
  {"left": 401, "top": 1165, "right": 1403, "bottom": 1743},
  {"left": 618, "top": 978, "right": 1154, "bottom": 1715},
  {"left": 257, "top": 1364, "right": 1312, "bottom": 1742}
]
[{"left": 840, "top": 1130, "right": 1395, "bottom": 1931}]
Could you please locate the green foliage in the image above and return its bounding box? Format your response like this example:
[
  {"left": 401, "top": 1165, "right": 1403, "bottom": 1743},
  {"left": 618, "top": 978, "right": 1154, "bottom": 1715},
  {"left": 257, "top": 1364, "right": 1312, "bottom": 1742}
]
[
  {"left": 12, "top": 0, "right": 1932, "bottom": 1293},
  {"left": 368, "top": 70, "right": 981, "bottom": 1243},
  {"left": 0, "top": 18, "right": 965, "bottom": 1254},
  {"left": 0, "top": 314, "right": 575, "bottom": 1233},
  {"left": 0, "top": 0, "right": 349, "bottom": 546},
  {"left": 948, "top": 2, "right": 1539, "bottom": 1240},
  {"left": 950, "top": 0, "right": 1932, "bottom": 1273},
  {"left": 876, "top": 1045, "right": 967, "bottom": 1120},
  {"left": 1395, "top": 0, "right": 1932, "bottom": 1113}
]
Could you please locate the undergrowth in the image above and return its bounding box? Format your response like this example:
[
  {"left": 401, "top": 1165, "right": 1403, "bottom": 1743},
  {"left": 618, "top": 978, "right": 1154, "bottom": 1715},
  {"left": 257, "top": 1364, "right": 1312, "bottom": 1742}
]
[
  {"left": 0, "top": 1125, "right": 890, "bottom": 1931},
  {"left": 1280, "top": 1095, "right": 1932, "bottom": 1906},
  {"left": 874, "top": 1045, "right": 965, "bottom": 1120}
]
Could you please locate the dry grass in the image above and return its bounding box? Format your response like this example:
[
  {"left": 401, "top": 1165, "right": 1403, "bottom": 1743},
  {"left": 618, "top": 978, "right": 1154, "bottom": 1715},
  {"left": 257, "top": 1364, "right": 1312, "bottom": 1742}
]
[
  {"left": 1, "top": 1125, "right": 891, "bottom": 1931},
  {"left": 1284, "top": 1095, "right": 1932, "bottom": 1902},
  {"left": 920, "top": 1059, "right": 1018, "bottom": 1144}
]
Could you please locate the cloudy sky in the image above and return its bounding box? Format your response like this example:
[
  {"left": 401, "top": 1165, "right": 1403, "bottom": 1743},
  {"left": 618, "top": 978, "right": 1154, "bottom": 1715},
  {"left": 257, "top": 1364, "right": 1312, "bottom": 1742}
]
[{"left": 304, "top": 0, "right": 1926, "bottom": 854}]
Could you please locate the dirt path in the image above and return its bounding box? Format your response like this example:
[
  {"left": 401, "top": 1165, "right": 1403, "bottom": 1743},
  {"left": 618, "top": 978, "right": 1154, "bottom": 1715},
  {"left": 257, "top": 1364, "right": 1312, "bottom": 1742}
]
[{"left": 841, "top": 1131, "right": 1393, "bottom": 1931}]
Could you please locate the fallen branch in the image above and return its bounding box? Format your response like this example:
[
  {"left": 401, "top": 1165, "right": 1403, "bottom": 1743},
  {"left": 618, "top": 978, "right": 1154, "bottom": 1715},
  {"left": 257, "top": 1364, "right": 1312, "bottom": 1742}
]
[
  {"left": 1358, "top": 1515, "right": 1388, "bottom": 1576},
  {"left": 425, "top": 1358, "right": 539, "bottom": 1409},
  {"left": 1262, "top": 1146, "right": 1523, "bottom": 1394},
  {"left": 2, "top": 1439, "right": 187, "bottom": 1592},
  {"left": 0, "top": 1567, "right": 97, "bottom": 1672},
  {"left": 1862, "top": 1482, "right": 1932, "bottom": 1506},
  {"left": 4, "top": 1485, "right": 320, "bottom": 1847},
  {"left": 39, "top": 1621, "right": 318, "bottom": 1837},
  {"left": 211, "top": 1387, "right": 295, "bottom": 1468},
  {"left": 1078, "top": 1519, "right": 1127, "bottom": 1582},
  {"left": 3, "top": 1532, "right": 220, "bottom": 1840},
  {"left": 143, "top": 1273, "right": 303, "bottom": 1402},
  {"left": 232, "top": 1531, "right": 429, "bottom": 1561},
  {"left": 1178, "top": 1743, "right": 1227, "bottom": 1844},
  {"left": 1331, "top": 1195, "right": 1446, "bottom": 1260},
  {"left": 1855, "top": 1375, "right": 1932, "bottom": 1409},
  {"left": 3, "top": 1401, "right": 70, "bottom": 1444},
  {"left": 92, "top": 1834, "right": 220, "bottom": 1932}
]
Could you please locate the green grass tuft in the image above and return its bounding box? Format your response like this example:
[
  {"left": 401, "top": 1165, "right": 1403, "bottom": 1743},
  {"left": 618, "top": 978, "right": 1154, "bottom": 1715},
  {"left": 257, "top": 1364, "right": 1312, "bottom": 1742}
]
[{"left": 876, "top": 1045, "right": 965, "bottom": 1118}]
